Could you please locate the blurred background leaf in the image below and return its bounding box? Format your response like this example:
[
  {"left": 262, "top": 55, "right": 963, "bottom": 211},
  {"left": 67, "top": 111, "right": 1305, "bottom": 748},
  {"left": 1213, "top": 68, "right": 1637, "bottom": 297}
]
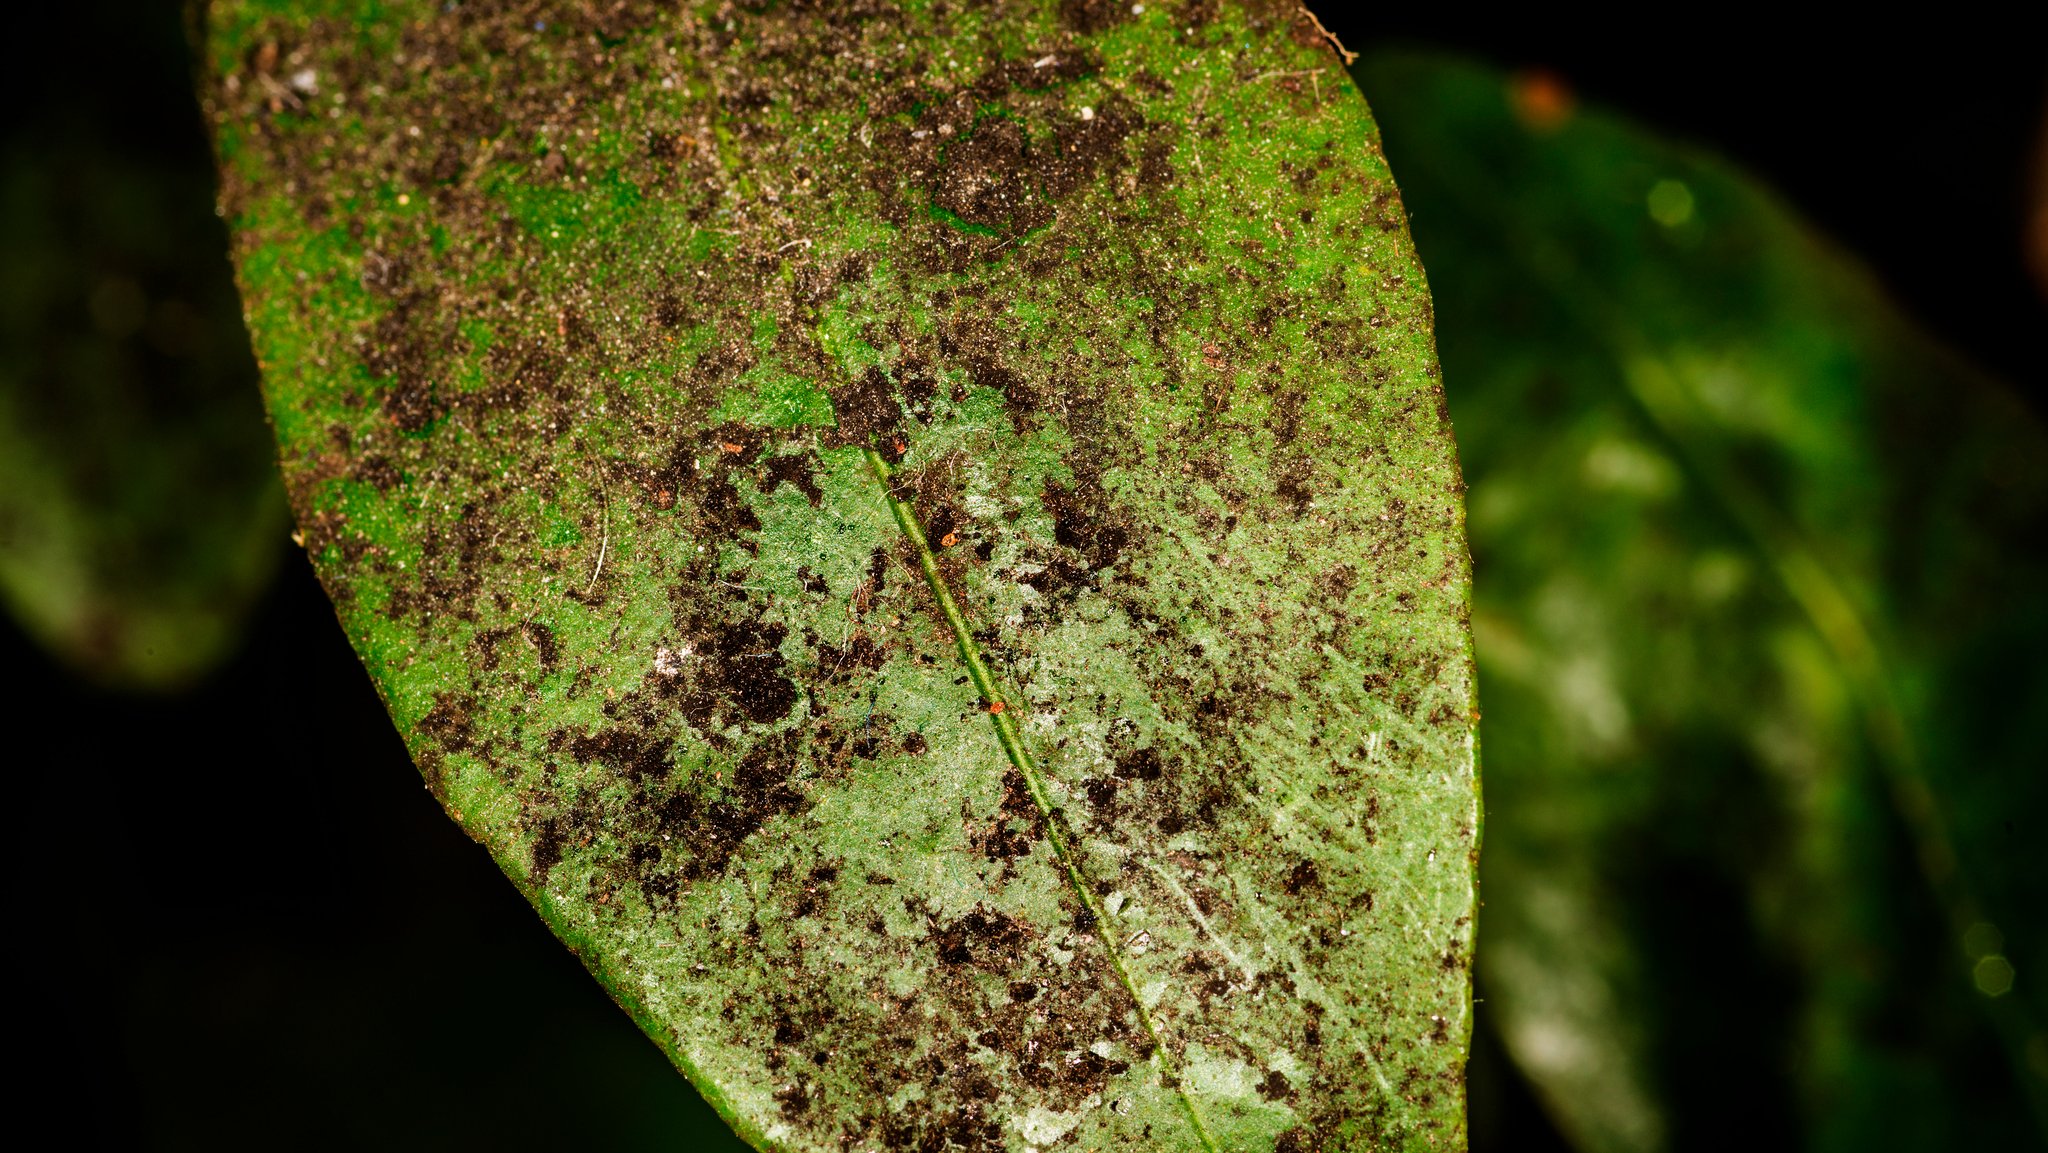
[
  {"left": 1355, "top": 50, "right": 2048, "bottom": 1151},
  {"left": 0, "top": 2, "right": 284, "bottom": 689}
]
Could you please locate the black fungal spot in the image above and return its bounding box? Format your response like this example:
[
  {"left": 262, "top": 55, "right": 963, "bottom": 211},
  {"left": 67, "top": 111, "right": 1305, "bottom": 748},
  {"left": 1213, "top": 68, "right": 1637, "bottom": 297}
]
[
  {"left": 903, "top": 73, "right": 1142, "bottom": 262},
  {"left": 971, "top": 51, "right": 1098, "bottom": 101},
  {"left": 570, "top": 727, "right": 672, "bottom": 782},
  {"left": 1058, "top": 0, "right": 1135, "bottom": 35},
  {"left": 381, "top": 373, "right": 441, "bottom": 432},
  {"left": 1113, "top": 746, "right": 1163, "bottom": 780},
  {"left": 933, "top": 907, "right": 1028, "bottom": 970},
  {"left": 418, "top": 691, "right": 476, "bottom": 753},
  {"left": 1270, "top": 386, "right": 1307, "bottom": 445},
  {"left": 521, "top": 621, "right": 559, "bottom": 672},
  {"left": 1084, "top": 776, "right": 1119, "bottom": 809},
  {"left": 828, "top": 365, "right": 905, "bottom": 448},
  {"left": 1040, "top": 456, "right": 1135, "bottom": 579},
  {"left": 671, "top": 734, "right": 811, "bottom": 879},
  {"left": 1274, "top": 455, "right": 1316, "bottom": 512},
  {"left": 701, "top": 618, "right": 798, "bottom": 724},
  {"left": 1283, "top": 859, "right": 1321, "bottom": 896},
  {"left": 652, "top": 287, "right": 688, "bottom": 327},
  {"left": 762, "top": 451, "right": 823, "bottom": 505},
  {"left": 353, "top": 454, "right": 400, "bottom": 491},
  {"left": 930, "top": 117, "right": 1046, "bottom": 236},
  {"left": 1321, "top": 563, "right": 1357, "bottom": 600},
  {"left": 851, "top": 717, "right": 893, "bottom": 759},
  {"left": 773, "top": 1081, "right": 811, "bottom": 1118},
  {"left": 896, "top": 356, "right": 940, "bottom": 423},
  {"left": 972, "top": 768, "right": 1042, "bottom": 861},
  {"left": 530, "top": 817, "right": 567, "bottom": 886}
]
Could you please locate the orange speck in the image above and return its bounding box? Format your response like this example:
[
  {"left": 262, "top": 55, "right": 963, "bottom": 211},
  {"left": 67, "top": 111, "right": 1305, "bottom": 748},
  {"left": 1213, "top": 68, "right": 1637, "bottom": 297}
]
[
  {"left": 940, "top": 531, "right": 959, "bottom": 547},
  {"left": 987, "top": 701, "right": 1006, "bottom": 714},
  {"left": 1509, "top": 70, "right": 1574, "bottom": 133},
  {"left": 893, "top": 438, "right": 907, "bottom": 453},
  {"left": 720, "top": 441, "right": 743, "bottom": 453}
]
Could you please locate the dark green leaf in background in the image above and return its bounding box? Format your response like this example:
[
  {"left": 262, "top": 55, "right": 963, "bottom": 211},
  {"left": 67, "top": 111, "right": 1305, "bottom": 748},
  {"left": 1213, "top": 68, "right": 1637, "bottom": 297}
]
[
  {"left": 0, "top": 19, "right": 285, "bottom": 689},
  {"left": 208, "top": 3, "right": 1479, "bottom": 1150},
  {"left": 1356, "top": 50, "right": 2048, "bottom": 1152}
]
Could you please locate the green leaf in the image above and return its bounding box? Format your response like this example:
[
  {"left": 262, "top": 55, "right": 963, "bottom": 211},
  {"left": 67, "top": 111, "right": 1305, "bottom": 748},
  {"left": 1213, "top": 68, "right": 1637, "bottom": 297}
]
[
  {"left": 207, "top": 4, "right": 1478, "bottom": 1149},
  {"left": 0, "top": 94, "right": 285, "bottom": 689},
  {"left": 1355, "top": 50, "right": 2048, "bottom": 1150}
]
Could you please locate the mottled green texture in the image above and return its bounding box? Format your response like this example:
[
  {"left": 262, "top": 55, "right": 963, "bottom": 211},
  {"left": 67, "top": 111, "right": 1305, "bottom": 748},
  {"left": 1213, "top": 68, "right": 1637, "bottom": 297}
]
[
  {"left": 0, "top": 87, "right": 284, "bottom": 688},
  {"left": 207, "top": 3, "right": 1478, "bottom": 1149},
  {"left": 1358, "top": 51, "right": 2048, "bottom": 1151}
]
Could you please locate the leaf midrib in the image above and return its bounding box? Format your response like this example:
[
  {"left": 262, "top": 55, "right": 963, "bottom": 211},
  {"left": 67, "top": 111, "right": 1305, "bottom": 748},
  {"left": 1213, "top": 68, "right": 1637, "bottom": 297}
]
[{"left": 860, "top": 446, "right": 1220, "bottom": 1152}]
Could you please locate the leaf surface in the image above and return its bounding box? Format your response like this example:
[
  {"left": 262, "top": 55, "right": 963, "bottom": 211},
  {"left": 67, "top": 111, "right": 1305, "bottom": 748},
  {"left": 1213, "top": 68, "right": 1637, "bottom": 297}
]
[
  {"left": 208, "top": 4, "right": 1478, "bottom": 1149},
  {"left": 1357, "top": 50, "right": 2048, "bottom": 1151}
]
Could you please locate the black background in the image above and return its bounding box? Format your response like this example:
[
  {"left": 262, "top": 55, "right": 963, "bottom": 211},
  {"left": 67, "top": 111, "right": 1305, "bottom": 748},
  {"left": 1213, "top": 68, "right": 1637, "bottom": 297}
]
[{"left": 6, "top": 1, "right": 2042, "bottom": 1148}]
